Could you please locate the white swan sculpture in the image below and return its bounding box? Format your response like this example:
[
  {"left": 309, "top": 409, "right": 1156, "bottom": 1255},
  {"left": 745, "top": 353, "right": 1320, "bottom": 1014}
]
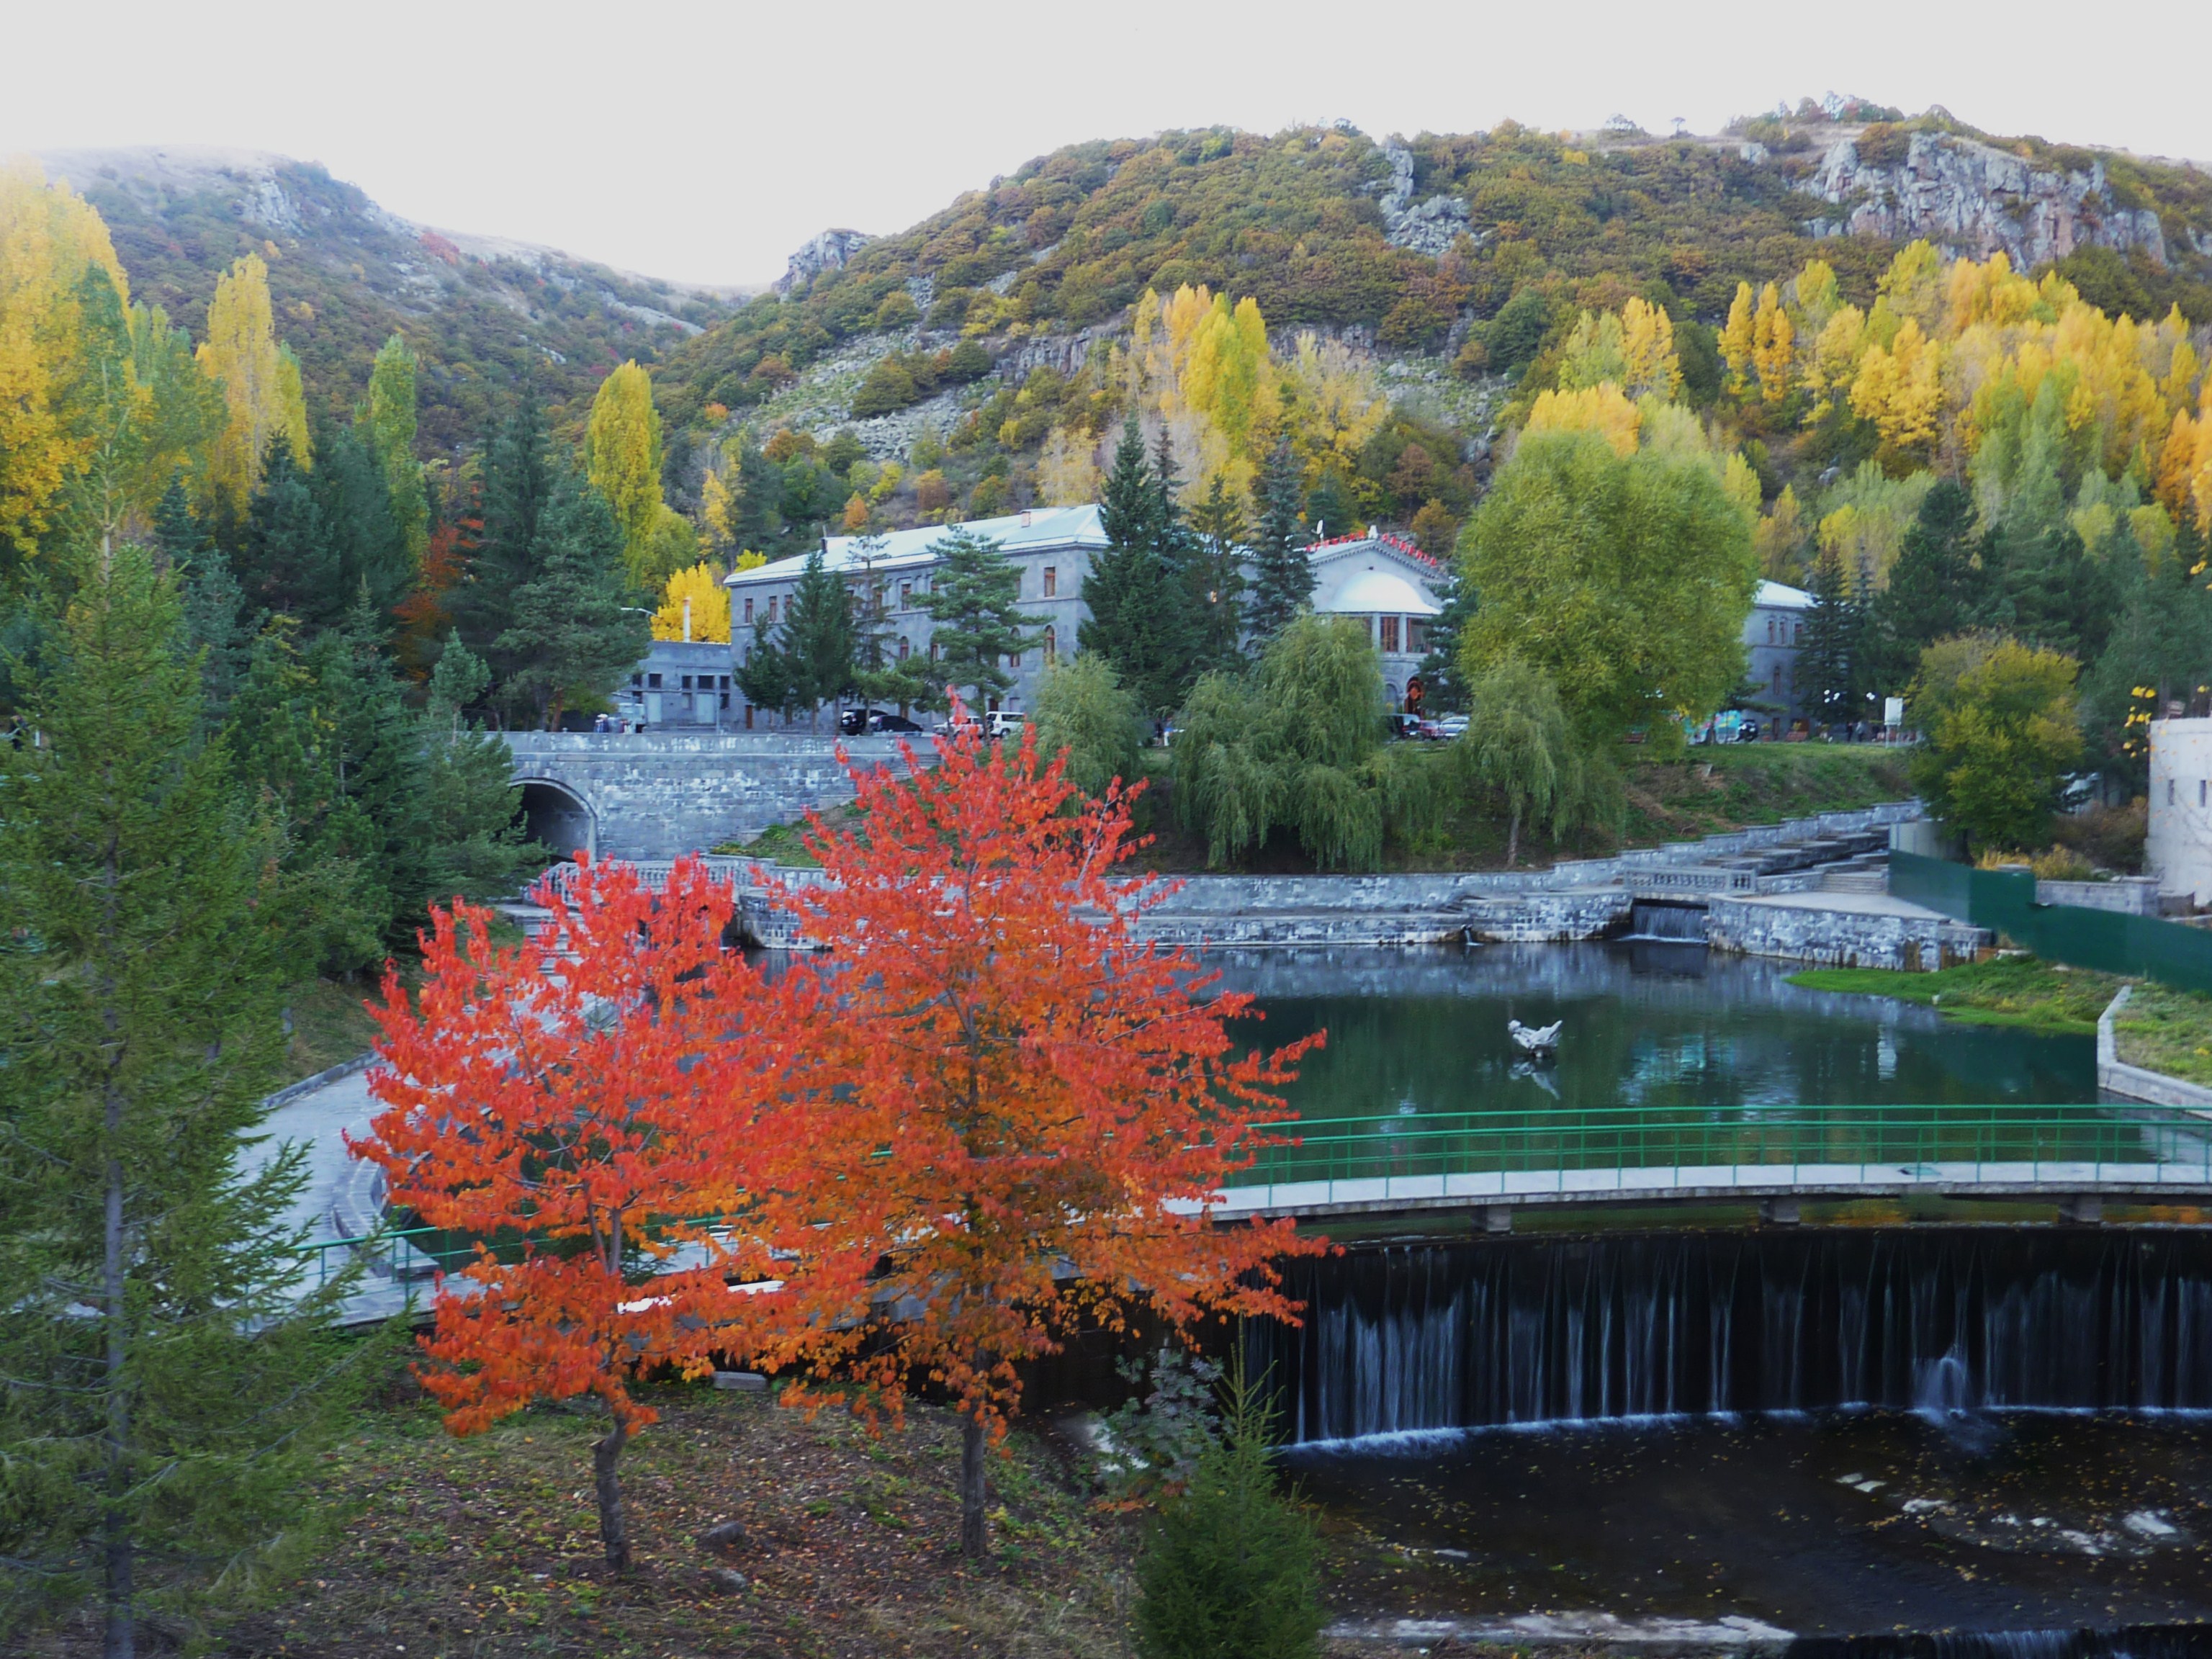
[{"left": 1508, "top": 1018, "right": 1563, "bottom": 1058}]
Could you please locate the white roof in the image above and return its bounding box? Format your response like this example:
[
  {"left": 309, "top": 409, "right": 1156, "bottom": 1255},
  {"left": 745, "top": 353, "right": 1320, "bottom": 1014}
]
[
  {"left": 1756, "top": 580, "right": 1815, "bottom": 610},
  {"left": 1321, "top": 567, "right": 1442, "bottom": 619},
  {"left": 727, "top": 504, "right": 1107, "bottom": 586}
]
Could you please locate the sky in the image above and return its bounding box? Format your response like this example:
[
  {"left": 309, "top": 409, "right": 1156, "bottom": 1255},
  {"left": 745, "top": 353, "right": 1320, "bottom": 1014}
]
[{"left": 6, "top": 0, "right": 2208, "bottom": 290}]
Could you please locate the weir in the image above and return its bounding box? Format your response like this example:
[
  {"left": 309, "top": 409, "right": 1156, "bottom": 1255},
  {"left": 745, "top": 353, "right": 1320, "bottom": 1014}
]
[{"left": 1255, "top": 1229, "right": 2212, "bottom": 1443}]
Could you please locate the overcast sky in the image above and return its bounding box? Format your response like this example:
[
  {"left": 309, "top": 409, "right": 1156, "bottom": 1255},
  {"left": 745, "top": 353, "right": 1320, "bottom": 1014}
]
[{"left": 7, "top": 0, "right": 2207, "bottom": 289}]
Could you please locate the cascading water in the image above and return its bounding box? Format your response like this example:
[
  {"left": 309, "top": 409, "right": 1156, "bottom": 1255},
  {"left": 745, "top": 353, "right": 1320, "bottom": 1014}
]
[
  {"left": 1256, "top": 1230, "right": 2212, "bottom": 1444},
  {"left": 1626, "top": 901, "right": 1710, "bottom": 942}
]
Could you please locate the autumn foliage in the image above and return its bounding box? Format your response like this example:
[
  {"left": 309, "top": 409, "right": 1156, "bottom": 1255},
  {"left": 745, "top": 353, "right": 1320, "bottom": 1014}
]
[
  {"left": 357, "top": 719, "right": 1324, "bottom": 1566},
  {"left": 352, "top": 859, "right": 824, "bottom": 1568}
]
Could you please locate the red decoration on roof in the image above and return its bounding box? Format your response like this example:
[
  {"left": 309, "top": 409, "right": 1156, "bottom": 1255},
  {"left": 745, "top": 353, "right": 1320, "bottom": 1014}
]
[{"left": 1300, "top": 529, "right": 1443, "bottom": 570}]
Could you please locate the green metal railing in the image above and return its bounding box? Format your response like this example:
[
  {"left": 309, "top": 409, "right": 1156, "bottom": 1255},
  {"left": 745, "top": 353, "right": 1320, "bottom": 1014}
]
[
  {"left": 300, "top": 1224, "right": 479, "bottom": 1292},
  {"left": 1232, "top": 1102, "right": 2212, "bottom": 1195}
]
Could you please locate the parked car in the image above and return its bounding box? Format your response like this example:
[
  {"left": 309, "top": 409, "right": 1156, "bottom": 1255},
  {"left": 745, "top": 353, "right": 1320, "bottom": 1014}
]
[
  {"left": 986, "top": 710, "right": 1027, "bottom": 739},
  {"left": 1388, "top": 713, "right": 1425, "bottom": 740},
  {"left": 867, "top": 711, "right": 923, "bottom": 734},
  {"left": 837, "top": 708, "right": 873, "bottom": 736},
  {"left": 1433, "top": 714, "right": 1469, "bottom": 739}
]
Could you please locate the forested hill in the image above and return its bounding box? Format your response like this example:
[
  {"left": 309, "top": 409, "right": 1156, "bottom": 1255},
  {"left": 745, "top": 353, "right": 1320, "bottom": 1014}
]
[
  {"left": 37, "top": 147, "right": 742, "bottom": 453},
  {"left": 657, "top": 110, "right": 2212, "bottom": 430}
]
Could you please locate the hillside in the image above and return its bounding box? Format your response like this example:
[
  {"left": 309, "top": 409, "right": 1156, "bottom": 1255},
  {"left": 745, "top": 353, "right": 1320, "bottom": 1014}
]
[
  {"left": 646, "top": 108, "right": 2212, "bottom": 553},
  {"left": 37, "top": 146, "right": 743, "bottom": 453}
]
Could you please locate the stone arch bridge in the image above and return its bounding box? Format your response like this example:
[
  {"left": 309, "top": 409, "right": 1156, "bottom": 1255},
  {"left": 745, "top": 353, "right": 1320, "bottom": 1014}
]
[{"left": 504, "top": 732, "right": 926, "bottom": 860}]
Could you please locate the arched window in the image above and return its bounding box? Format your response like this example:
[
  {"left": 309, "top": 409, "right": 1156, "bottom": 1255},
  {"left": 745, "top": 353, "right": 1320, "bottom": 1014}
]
[
  {"left": 1043, "top": 626, "right": 1058, "bottom": 665},
  {"left": 897, "top": 636, "right": 911, "bottom": 660},
  {"left": 1007, "top": 650, "right": 1022, "bottom": 670}
]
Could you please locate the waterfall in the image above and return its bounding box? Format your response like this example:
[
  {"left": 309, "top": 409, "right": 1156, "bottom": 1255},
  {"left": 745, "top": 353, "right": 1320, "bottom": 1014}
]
[
  {"left": 1627, "top": 901, "right": 1710, "bottom": 942},
  {"left": 1784, "top": 1628, "right": 2212, "bottom": 1659},
  {"left": 1256, "top": 1230, "right": 2212, "bottom": 1444}
]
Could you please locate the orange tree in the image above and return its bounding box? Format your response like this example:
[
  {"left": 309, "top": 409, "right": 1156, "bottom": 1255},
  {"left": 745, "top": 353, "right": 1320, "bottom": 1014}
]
[
  {"left": 351, "top": 858, "right": 823, "bottom": 1569},
  {"left": 750, "top": 719, "right": 1325, "bottom": 1557}
]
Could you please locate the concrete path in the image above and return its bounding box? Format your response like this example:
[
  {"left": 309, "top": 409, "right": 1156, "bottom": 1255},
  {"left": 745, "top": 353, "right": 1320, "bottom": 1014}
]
[{"left": 1721, "top": 889, "right": 1953, "bottom": 921}]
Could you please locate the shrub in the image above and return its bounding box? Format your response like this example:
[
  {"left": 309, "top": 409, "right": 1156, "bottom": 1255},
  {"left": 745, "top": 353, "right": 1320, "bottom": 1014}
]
[
  {"left": 1033, "top": 655, "right": 1143, "bottom": 799},
  {"left": 1908, "top": 634, "right": 2082, "bottom": 854},
  {"left": 849, "top": 356, "right": 920, "bottom": 418}
]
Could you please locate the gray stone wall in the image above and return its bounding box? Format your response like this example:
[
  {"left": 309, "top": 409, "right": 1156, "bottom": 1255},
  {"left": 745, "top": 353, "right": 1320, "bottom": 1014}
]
[
  {"left": 504, "top": 733, "right": 928, "bottom": 860},
  {"left": 1705, "top": 896, "right": 1987, "bottom": 971}
]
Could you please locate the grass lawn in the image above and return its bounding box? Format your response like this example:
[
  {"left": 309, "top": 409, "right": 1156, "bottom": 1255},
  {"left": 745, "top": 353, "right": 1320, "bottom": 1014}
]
[
  {"left": 280, "top": 976, "right": 385, "bottom": 1084},
  {"left": 1786, "top": 956, "right": 2126, "bottom": 1035},
  {"left": 2113, "top": 981, "right": 2212, "bottom": 1085}
]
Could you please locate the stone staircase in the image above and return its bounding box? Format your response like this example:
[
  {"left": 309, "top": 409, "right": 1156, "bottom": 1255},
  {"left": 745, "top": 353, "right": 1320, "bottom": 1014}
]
[{"left": 1818, "top": 855, "right": 1890, "bottom": 895}]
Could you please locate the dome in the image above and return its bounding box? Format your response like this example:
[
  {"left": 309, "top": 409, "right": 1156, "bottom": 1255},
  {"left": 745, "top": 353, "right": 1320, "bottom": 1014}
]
[{"left": 1320, "top": 567, "right": 1442, "bottom": 618}]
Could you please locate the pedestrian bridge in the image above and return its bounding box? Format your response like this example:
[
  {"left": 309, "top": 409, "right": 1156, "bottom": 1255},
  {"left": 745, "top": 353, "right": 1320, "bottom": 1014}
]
[{"left": 1210, "top": 1103, "right": 2212, "bottom": 1226}]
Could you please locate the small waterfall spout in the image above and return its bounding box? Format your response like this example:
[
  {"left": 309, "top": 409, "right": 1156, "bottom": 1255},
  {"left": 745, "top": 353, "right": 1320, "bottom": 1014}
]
[{"left": 1627, "top": 901, "right": 1709, "bottom": 943}]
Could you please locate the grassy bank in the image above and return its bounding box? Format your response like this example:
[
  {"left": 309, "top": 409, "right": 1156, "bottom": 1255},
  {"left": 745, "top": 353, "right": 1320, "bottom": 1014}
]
[
  {"left": 1786, "top": 957, "right": 2125, "bottom": 1035},
  {"left": 2114, "top": 981, "right": 2212, "bottom": 1085},
  {"left": 1136, "top": 741, "right": 1914, "bottom": 874},
  {"left": 280, "top": 976, "right": 385, "bottom": 1084},
  {"left": 28, "top": 1381, "right": 1437, "bottom": 1659}
]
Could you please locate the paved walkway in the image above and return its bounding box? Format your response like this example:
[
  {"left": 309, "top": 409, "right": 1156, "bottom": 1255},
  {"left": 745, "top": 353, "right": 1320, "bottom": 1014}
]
[{"left": 1723, "top": 889, "right": 1956, "bottom": 921}]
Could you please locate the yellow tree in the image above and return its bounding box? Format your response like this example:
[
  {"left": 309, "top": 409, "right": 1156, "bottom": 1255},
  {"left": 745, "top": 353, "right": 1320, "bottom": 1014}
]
[
  {"left": 1617, "top": 297, "right": 1681, "bottom": 401},
  {"left": 698, "top": 467, "right": 737, "bottom": 557},
  {"left": 1524, "top": 384, "right": 1641, "bottom": 456},
  {"left": 586, "top": 361, "right": 665, "bottom": 585},
  {"left": 1719, "top": 282, "right": 1755, "bottom": 400},
  {"left": 1752, "top": 283, "right": 1794, "bottom": 406},
  {"left": 0, "top": 161, "right": 130, "bottom": 554},
  {"left": 1849, "top": 318, "right": 1943, "bottom": 459},
  {"left": 197, "top": 253, "right": 309, "bottom": 513},
  {"left": 652, "top": 562, "right": 731, "bottom": 642}
]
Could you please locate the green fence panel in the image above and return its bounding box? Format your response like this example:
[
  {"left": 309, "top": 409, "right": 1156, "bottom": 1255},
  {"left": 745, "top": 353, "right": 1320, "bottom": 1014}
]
[{"left": 1891, "top": 849, "right": 2212, "bottom": 994}]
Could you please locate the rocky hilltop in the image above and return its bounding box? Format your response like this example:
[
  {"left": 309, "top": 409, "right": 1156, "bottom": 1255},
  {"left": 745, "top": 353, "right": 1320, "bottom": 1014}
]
[{"left": 1804, "top": 128, "right": 2171, "bottom": 271}]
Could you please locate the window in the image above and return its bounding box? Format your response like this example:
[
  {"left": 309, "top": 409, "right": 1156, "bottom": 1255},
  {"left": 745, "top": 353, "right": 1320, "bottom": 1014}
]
[
  {"left": 1007, "top": 650, "right": 1022, "bottom": 670},
  {"left": 647, "top": 673, "right": 662, "bottom": 689},
  {"left": 1043, "top": 565, "right": 1058, "bottom": 598},
  {"left": 631, "top": 673, "right": 643, "bottom": 687},
  {"left": 1407, "top": 620, "right": 1427, "bottom": 654},
  {"left": 2169, "top": 778, "right": 2177, "bottom": 806},
  {"left": 1380, "top": 616, "right": 1401, "bottom": 654},
  {"left": 2200, "top": 780, "right": 2207, "bottom": 809},
  {"left": 1043, "top": 626, "right": 1057, "bottom": 665},
  {"left": 1794, "top": 622, "right": 1803, "bottom": 644},
  {"left": 899, "top": 582, "right": 912, "bottom": 609},
  {"left": 768, "top": 595, "right": 778, "bottom": 624},
  {"left": 743, "top": 596, "right": 754, "bottom": 624},
  {"left": 897, "top": 636, "right": 911, "bottom": 660}
]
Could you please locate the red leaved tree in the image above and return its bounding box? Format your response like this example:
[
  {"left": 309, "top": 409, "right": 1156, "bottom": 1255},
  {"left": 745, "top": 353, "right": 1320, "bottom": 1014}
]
[
  {"left": 749, "top": 719, "right": 1326, "bottom": 1557},
  {"left": 351, "top": 858, "right": 819, "bottom": 1569}
]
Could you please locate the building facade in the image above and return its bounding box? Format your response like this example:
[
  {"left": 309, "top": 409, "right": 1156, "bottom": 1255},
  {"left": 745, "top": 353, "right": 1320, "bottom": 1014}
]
[
  {"left": 726, "top": 505, "right": 1108, "bottom": 727},
  {"left": 1305, "top": 532, "right": 1448, "bottom": 711},
  {"left": 1744, "top": 579, "right": 1813, "bottom": 724},
  {"left": 616, "top": 639, "right": 737, "bottom": 730},
  {"left": 2149, "top": 717, "right": 2212, "bottom": 903}
]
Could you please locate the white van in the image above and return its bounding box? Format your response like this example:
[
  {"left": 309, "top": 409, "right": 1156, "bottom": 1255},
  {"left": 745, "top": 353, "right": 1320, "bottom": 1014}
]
[{"left": 987, "top": 710, "right": 1028, "bottom": 739}]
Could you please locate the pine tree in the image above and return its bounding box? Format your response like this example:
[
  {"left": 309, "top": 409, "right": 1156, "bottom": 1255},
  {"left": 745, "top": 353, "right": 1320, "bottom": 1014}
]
[
  {"left": 461, "top": 387, "right": 554, "bottom": 688},
  {"left": 920, "top": 527, "right": 1035, "bottom": 711},
  {"left": 1080, "top": 420, "right": 1189, "bottom": 719},
  {"left": 315, "top": 425, "right": 410, "bottom": 621},
  {"left": 1877, "top": 478, "right": 1981, "bottom": 653},
  {"left": 0, "top": 541, "right": 372, "bottom": 1653},
  {"left": 782, "top": 546, "right": 857, "bottom": 728},
  {"left": 1246, "top": 439, "right": 1310, "bottom": 649},
  {"left": 426, "top": 629, "right": 490, "bottom": 735},
  {"left": 1186, "top": 473, "right": 1246, "bottom": 674},
  {"left": 234, "top": 434, "right": 337, "bottom": 627},
  {"left": 495, "top": 477, "right": 651, "bottom": 730},
  {"left": 1413, "top": 559, "right": 1476, "bottom": 713},
  {"left": 1303, "top": 468, "right": 1352, "bottom": 541},
  {"left": 1798, "top": 546, "right": 1860, "bottom": 727}
]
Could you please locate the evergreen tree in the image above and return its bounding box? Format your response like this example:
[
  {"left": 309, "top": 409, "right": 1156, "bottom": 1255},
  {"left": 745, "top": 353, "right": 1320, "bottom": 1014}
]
[
  {"left": 1080, "top": 420, "right": 1193, "bottom": 718},
  {"left": 1186, "top": 473, "right": 1246, "bottom": 674},
  {"left": 234, "top": 435, "right": 337, "bottom": 627},
  {"left": 919, "top": 527, "right": 1035, "bottom": 711},
  {"left": 735, "top": 631, "right": 799, "bottom": 724},
  {"left": 1413, "top": 559, "right": 1475, "bottom": 714},
  {"left": 1881, "top": 479, "right": 1982, "bottom": 649},
  {"left": 1303, "top": 467, "right": 1352, "bottom": 541},
  {"left": 0, "top": 542, "right": 372, "bottom": 1651},
  {"left": 462, "top": 387, "right": 554, "bottom": 680},
  {"left": 782, "top": 546, "right": 857, "bottom": 728},
  {"left": 315, "top": 425, "right": 412, "bottom": 621},
  {"left": 426, "top": 629, "right": 491, "bottom": 736},
  {"left": 1797, "top": 546, "right": 1861, "bottom": 727},
  {"left": 1245, "top": 439, "right": 1311, "bottom": 649},
  {"left": 1990, "top": 516, "right": 2119, "bottom": 662},
  {"left": 495, "top": 477, "right": 650, "bottom": 731},
  {"left": 156, "top": 480, "right": 249, "bottom": 724},
  {"left": 1133, "top": 1362, "right": 1324, "bottom": 1659}
]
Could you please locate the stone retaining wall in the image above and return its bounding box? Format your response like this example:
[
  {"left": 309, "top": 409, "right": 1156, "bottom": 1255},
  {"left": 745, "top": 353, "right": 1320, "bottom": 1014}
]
[
  {"left": 2098, "top": 986, "right": 2212, "bottom": 1107},
  {"left": 1704, "top": 896, "right": 1987, "bottom": 971}
]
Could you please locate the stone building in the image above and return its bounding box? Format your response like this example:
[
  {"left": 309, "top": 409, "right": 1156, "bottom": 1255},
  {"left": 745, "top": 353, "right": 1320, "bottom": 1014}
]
[
  {"left": 1303, "top": 531, "right": 1449, "bottom": 711},
  {"left": 616, "top": 638, "right": 737, "bottom": 730},
  {"left": 1745, "top": 579, "right": 1813, "bottom": 724}
]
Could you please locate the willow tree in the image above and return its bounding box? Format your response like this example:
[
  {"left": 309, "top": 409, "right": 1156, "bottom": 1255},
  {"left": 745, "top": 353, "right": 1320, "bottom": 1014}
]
[
  {"left": 1460, "top": 655, "right": 1596, "bottom": 866},
  {"left": 196, "top": 254, "right": 310, "bottom": 514}
]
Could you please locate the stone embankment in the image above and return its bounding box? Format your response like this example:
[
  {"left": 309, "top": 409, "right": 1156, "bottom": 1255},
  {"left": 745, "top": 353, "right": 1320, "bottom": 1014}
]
[{"left": 2098, "top": 986, "right": 2212, "bottom": 1109}]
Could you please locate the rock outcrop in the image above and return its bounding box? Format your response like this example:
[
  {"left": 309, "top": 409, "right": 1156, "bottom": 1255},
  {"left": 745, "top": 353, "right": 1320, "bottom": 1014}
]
[
  {"left": 1377, "top": 140, "right": 1473, "bottom": 258},
  {"left": 1805, "top": 131, "right": 2167, "bottom": 270},
  {"left": 776, "top": 228, "right": 873, "bottom": 293}
]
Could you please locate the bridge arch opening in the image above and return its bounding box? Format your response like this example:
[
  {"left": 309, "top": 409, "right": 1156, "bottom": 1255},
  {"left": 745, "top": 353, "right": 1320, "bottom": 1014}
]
[{"left": 517, "top": 779, "right": 595, "bottom": 859}]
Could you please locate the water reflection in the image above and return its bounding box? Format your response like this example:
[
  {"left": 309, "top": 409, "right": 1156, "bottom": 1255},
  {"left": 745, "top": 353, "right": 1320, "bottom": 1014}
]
[{"left": 1213, "top": 943, "right": 2097, "bottom": 1115}]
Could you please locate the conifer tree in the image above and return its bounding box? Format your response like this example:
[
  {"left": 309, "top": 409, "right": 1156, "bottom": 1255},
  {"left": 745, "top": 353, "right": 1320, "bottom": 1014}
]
[
  {"left": 1875, "top": 478, "right": 1982, "bottom": 658},
  {"left": 1245, "top": 439, "right": 1310, "bottom": 649},
  {"left": 1303, "top": 468, "right": 1352, "bottom": 541},
  {"left": 1413, "top": 559, "right": 1475, "bottom": 713},
  {"left": 463, "top": 387, "right": 555, "bottom": 686},
  {"left": 1081, "top": 420, "right": 1189, "bottom": 718},
  {"left": 496, "top": 476, "right": 650, "bottom": 731},
  {"left": 1186, "top": 472, "right": 1246, "bottom": 674},
  {"left": 234, "top": 434, "right": 336, "bottom": 626},
  {"left": 920, "top": 527, "right": 1035, "bottom": 711},
  {"left": 426, "top": 629, "right": 490, "bottom": 736},
  {"left": 782, "top": 546, "right": 857, "bottom": 728},
  {"left": 0, "top": 541, "right": 370, "bottom": 1653},
  {"left": 161, "top": 480, "right": 248, "bottom": 724},
  {"left": 1797, "top": 546, "right": 1860, "bottom": 727}
]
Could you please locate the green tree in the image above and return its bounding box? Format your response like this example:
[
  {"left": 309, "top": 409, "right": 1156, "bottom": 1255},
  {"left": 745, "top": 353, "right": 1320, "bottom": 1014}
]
[
  {"left": 0, "top": 543, "right": 371, "bottom": 1651},
  {"left": 1797, "top": 546, "right": 1862, "bottom": 727},
  {"left": 919, "top": 527, "right": 1035, "bottom": 712},
  {"left": 1413, "top": 559, "right": 1475, "bottom": 714},
  {"left": 1081, "top": 419, "right": 1192, "bottom": 718},
  {"left": 1186, "top": 473, "right": 1246, "bottom": 673},
  {"left": 1461, "top": 655, "right": 1591, "bottom": 866},
  {"left": 426, "top": 629, "right": 492, "bottom": 736},
  {"left": 1245, "top": 439, "right": 1310, "bottom": 649},
  {"left": 463, "top": 387, "right": 555, "bottom": 677},
  {"left": 1908, "top": 634, "right": 2082, "bottom": 852},
  {"left": 1459, "top": 429, "right": 1757, "bottom": 742},
  {"left": 1174, "top": 614, "right": 1439, "bottom": 869},
  {"left": 1133, "top": 1362, "right": 1323, "bottom": 1659},
  {"left": 782, "top": 546, "right": 857, "bottom": 728},
  {"left": 362, "top": 333, "right": 427, "bottom": 567},
  {"left": 1031, "top": 653, "right": 1143, "bottom": 798},
  {"left": 233, "top": 435, "right": 335, "bottom": 627},
  {"left": 495, "top": 477, "right": 651, "bottom": 730}
]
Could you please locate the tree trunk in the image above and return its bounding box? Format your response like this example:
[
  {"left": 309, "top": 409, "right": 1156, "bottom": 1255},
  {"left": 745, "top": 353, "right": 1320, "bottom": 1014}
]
[
  {"left": 1506, "top": 801, "right": 1522, "bottom": 868},
  {"left": 959, "top": 1409, "right": 989, "bottom": 1558},
  {"left": 101, "top": 819, "right": 135, "bottom": 1659},
  {"left": 593, "top": 1418, "right": 631, "bottom": 1571}
]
